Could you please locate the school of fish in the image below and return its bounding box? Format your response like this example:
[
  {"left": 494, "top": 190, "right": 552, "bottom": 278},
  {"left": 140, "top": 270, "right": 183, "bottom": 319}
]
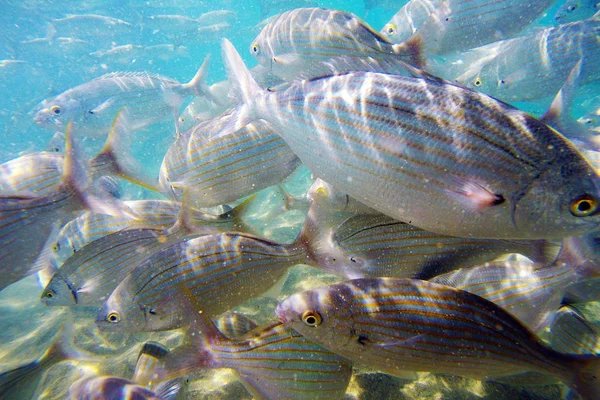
[{"left": 3, "top": 1, "right": 600, "bottom": 399}]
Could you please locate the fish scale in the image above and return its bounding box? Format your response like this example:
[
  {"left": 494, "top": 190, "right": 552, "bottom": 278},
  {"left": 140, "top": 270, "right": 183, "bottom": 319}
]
[{"left": 224, "top": 38, "right": 600, "bottom": 239}]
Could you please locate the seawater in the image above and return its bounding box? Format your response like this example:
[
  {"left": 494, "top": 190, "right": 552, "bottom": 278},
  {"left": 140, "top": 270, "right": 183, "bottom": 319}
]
[{"left": 0, "top": 0, "right": 598, "bottom": 399}]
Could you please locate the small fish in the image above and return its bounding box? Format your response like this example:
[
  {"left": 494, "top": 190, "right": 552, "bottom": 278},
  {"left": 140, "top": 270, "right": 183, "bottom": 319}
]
[
  {"left": 153, "top": 288, "right": 352, "bottom": 400},
  {"left": 430, "top": 236, "right": 600, "bottom": 332},
  {"left": 381, "top": 0, "right": 553, "bottom": 56},
  {"left": 68, "top": 341, "right": 186, "bottom": 400},
  {"left": 550, "top": 305, "right": 600, "bottom": 355},
  {"left": 555, "top": 0, "right": 600, "bottom": 23},
  {"left": 249, "top": 7, "right": 420, "bottom": 81},
  {"left": 305, "top": 212, "right": 560, "bottom": 281},
  {"left": 451, "top": 16, "right": 600, "bottom": 102},
  {"left": 160, "top": 112, "right": 300, "bottom": 207},
  {"left": 277, "top": 278, "right": 600, "bottom": 399},
  {"left": 33, "top": 56, "right": 213, "bottom": 136},
  {"left": 0, "top": 123, "right": 135, "bottom": 291},
  {"left": 42, "top": 197, "right": 248, "bottom": 307},
  {"left": 222, "top": 38, "right": 600, "bottom": 240},
  {"left": 52, "top": 14, "right": 132, "bottom": 27}
]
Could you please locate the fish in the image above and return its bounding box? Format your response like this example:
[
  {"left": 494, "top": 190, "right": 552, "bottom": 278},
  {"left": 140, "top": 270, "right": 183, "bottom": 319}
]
[
  {"left": 215, "top": 312, "right": 259, "bottom": 339},
  {"left": 381, "top": 0, "right": 553, "bottom": 56},
  {"left": 33, "top": 56, "right": 213, "bottom": 136},
  {"left": 249, "top": 7, "right": 421, "bottom": 81},
  {"left": 159, "top": 112, "right": 300, "bottom": 207},
  {"left": 429, "top": 236, "right": 600, "bottom": 332},
  {"left": 305, "top": 212, "right": 560, "bottom": 282},
  {"left": 276, "top": 277, "right": 600, "bottom": 399},
  {"left": 42, "top": 198, "right": 249, "bottom": 307},
  {"left": 550, "top": 304, "right": 600, "bottom": 355},
  {"left": 68, "top": 341, "right": 186, "bottom": 400},
  {"left": 0, "top": 123, "right": 135, "bottom": 291},
  {"left": 89, "top": 44, "right": 190, "bottom": 66},
  {"left": 555, "top": 0, "right": 600, "bottom": 23},
  {"left": 0, "top": 110, "right": 155, "bottom": 197},
  {"left": 450, "top": 16, "right": 600, "bottom": 102},
  {"left": 153, "top": 287, "right": 352, "bottom": 400},
  {"left": 95, "top": 230, "right": 311, "bottom": 332},
  {"left": 222, "top": 38, "right": 600, "bottom": 240}
]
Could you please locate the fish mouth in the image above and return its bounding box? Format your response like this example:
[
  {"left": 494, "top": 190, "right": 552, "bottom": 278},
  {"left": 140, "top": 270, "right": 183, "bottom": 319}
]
[{"left": 275, "top": 304, "right": 289, "bottom": 323}]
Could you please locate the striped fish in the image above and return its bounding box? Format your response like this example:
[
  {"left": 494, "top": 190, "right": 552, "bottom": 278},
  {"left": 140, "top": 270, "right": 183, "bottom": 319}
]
[
  {"left": 43, "top": 198, "right": 249, "bottom": 306},
  {"left": 555, "top": 1, "right": 600, "bottom": 23},
  {"left": 450, "top": 16, "right": 600, "bottom": 102},
  {"left": 550, "top": 305, "right": 600, "bottom": 355},
  {"left": 381, "top": 0, "right": 553, "bottom": 55},
  {"left": 154, "top": 290, "right": 352, "bottom": 400},
  {"left": 160, "top": 112, "right": 300, "bottom": 207},
  {"left": 429, "top": 241, "right": 600, "bottom": 332},
  {"left": 305, "top": 213, "right": 559, "bottom": 281},
  {"left": 33, "top": 56, "right": 212, "bottom": 136},
  {"left": 0, "top": 124, "right": 135, "bottom": 291},
  {"left": 250, "top": 7, "right": 420, "bottom": 81},
  {"left": 276, "top": 278, "right": 600, "bottom": 399},
  {"left": 222, "top": 38, "right": 600, "bottom": 240},
  {"left": 95, "top": 231, "right": 310, "bottom": 332}
]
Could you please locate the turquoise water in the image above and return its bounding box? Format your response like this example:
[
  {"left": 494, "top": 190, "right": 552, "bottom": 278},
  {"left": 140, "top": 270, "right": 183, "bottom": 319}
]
[{"left": 1, "top": 0, "right": 600, "bottom": 399}]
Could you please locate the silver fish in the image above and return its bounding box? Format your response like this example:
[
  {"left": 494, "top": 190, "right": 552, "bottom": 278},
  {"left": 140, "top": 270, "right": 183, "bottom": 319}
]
[
  {"left": 223, "top": 38, "right": 600, "bottom": 240},
  {"left": 277, "top": 278, "right": 600, "bottom": 399},
  {"left": 249, "top": 7, "right": 420, "bottom": 81},
  {"left": 451, "top": 16, "right": 600, "bottom": 102},
  {"left": 160, "top": 112, "right": 300, "bottom": 207},
  {"left": 550, "top": 304, "right": 600, "bottom": 355},
  {"left": 381, "top": 0, "right": 553, "bottom": 56},
  {"left": 33, "top": 56, "right": 212, "bottom": 136},
  {"left": 153, "top": 289, "right": 352, "bottom": 400}
]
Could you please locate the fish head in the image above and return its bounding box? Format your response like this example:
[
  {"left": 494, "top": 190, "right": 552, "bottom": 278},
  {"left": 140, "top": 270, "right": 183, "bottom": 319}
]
[
  {"left": 33, "top": 96, "right": 81, "bottom": 129},
  {"left": 51, "top": 234, "right": 77, "bottom": 264},
  {"left": 41, "top": 272, "right": 79, "bottom": 306},
  {"left": 276, "top": 283, "right": 354, "bottom": 344},
  {"left": 513, "top": 153, "right": 600, "bottom": 238},
  {"left": 249, "top": 34, "right": 273, "bottom": 70},
  {"left": 97, "top": 277, "right": 189, "bottom": 332}
]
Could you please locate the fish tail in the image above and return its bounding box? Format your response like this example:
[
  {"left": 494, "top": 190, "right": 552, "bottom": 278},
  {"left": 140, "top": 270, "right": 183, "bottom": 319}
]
[
  {"left": 154, "top": 284, "right": 222, "bottom": 381},
  {"left": 62, "top": 122, "right": 137, "bottom": 219},
  {"left": 569, "top": 355, "right": 600, "bottom": 400},
  {"left": 527, "top": 239, "right": 561, "bottom": 266},
  {"left": 90, "top": 111, "right": 159, "bottom": 192},
  {"left": 132, "top": 341, "right": 170, "bottom": 388},
  {"left": 393, "top": 35, "right": 425, "bottom": 69},
  {"left": 152, "top": 378, "right": 187, "bottom": 400},
  {"left": 184, "top": 54, "right": 215, "bottom": 101},
  {"left": 557, "top": 236, "right": 600, "bottom": 280},
  {"left": 221, "top": 38, "right": 261, "bottom": 126}
]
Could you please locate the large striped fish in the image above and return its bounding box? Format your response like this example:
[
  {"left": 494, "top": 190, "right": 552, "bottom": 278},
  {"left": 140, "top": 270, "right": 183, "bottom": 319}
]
[
  {"left": 450, "top": 16, "right": 600, "bottom": 102},
  {"left": 430, "top": 236, "right": 600, "bottom": 332},
  {"left": 95, "top": 231, "right": 311, "bottom": 332},
  {"left": 222, "top": 38, "right": 600, "bottom": 240},
  {"left": 381, "top": 0, "right": 553, "bottom": 55},
  {"left": 276, "top": 278, "right": 600, "bottom": 399},
  {"left": 160, "top": 112, "right": 300, "bottom": 207},
  {"left": 249, "top": 7, "right": 420, "bottom": 81},
  {"left": 153, "top": 290, "right": 352, "bottom": 400}
]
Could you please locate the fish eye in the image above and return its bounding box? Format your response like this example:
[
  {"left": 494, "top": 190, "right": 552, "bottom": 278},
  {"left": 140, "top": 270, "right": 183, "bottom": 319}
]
[
  {"left": 251, "top": 42, "right": 260, "bottom": 56},
  {"left": 44, "top": 290, "right": 55, "bottom": 299},
  {"left": 315, "top": 187, "right": 328, "bottom": 197},
  {"left": 52, "top": 242, "right": 60, "bottom": 252},
  {"left": 384, "top": 23, "right": 397, "bottom": 36},
  {"left": 50, "top": 105, "right": 61, "bottom": 115},
  {"left": 473, "top": 78, "right": 482, "bottom": 87},
  {"left": 301, "top": 310, "right": 322, "bottom": 327},
  {"left": 107, "top": 312, "right": 121, "bottom": 323},
  {"left": 569, "top": 195, "right": 599, "bottom": 217},
  {"left": 568, "top": 5, "right": 578, "bottom": 11}
]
